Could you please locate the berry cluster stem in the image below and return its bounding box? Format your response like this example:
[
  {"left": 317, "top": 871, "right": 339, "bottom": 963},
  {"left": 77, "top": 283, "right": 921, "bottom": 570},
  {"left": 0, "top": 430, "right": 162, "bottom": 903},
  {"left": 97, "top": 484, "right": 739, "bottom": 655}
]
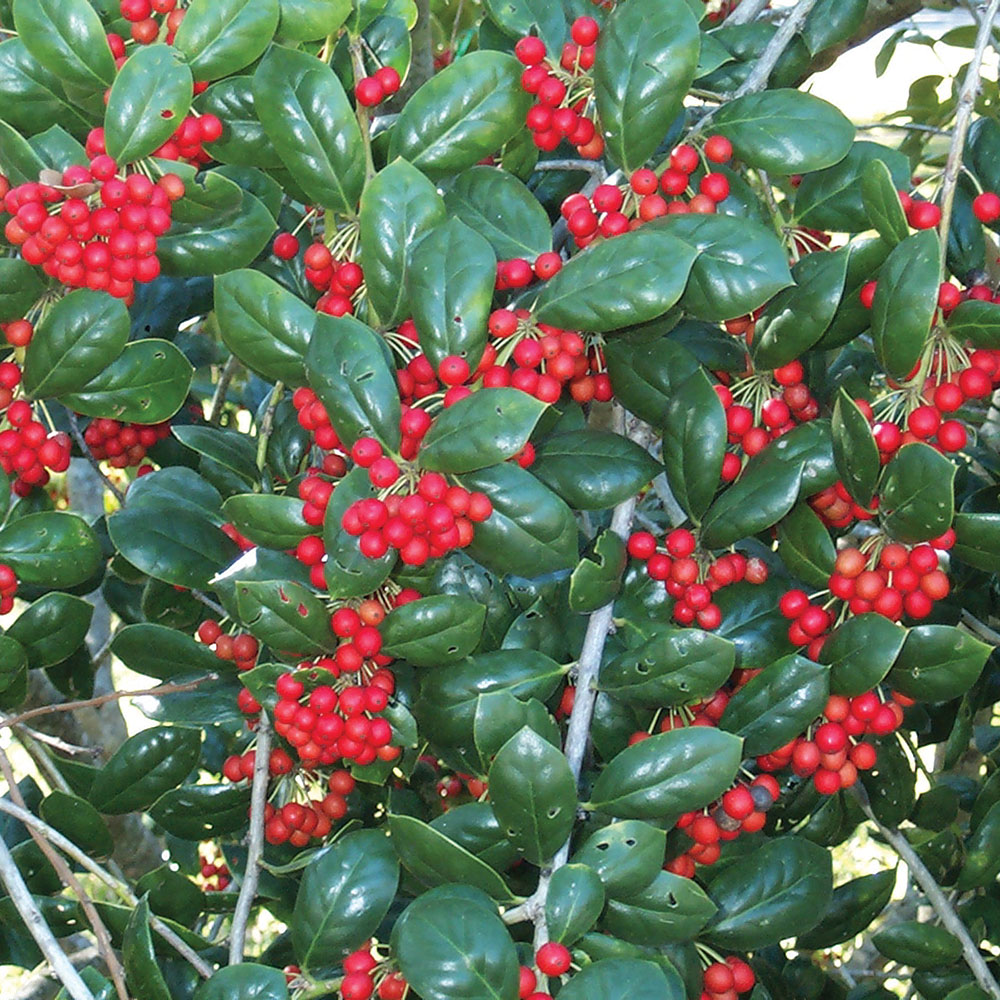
[{"left": 349, "top": 39, "right": 378, "bottom": 182}]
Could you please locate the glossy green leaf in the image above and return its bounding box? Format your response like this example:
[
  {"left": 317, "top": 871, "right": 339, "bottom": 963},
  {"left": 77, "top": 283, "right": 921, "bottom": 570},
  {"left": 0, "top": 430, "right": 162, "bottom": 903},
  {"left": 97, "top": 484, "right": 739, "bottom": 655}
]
[
  {"left": 6, "top": 593, "right": 93, "bottom": 669},
  {"left": 459, "top": 464, "right": 578, "bottom": 577},
  {"left": 173, "top": 425, "right": 258, "bottom": 485},
  {"left": 221, "top": 494, "right": 311, "bottom": 550},
  {"left": 473, "top": 691, "right": 559, "bottom": 769},
  {"left": 112, "top": 623, "right": 221, "bottom": 681},
  {"left": 197, "top": 76, "right": 282, "bottom": 168},
  {"left": 861, "top": 733, "right": 915, "bottom": 827},
  {"left": 821, "top": 613, "right": 906, "bottom": 696},
  {"left": 13, "top": 0, "right": 116, "bottom": 92},
  {"left": 306, "top": 314, "right": 401, "bottom": 450},
  {"left": 104, "top": 44, "right": 192, "bottom": 164},
  {"left": 235, "top": 579, "right": 334, "bottom": 656},
  {"left": 380, "top": 594, "right": 486, "bottom": 665},
  {"left": 420, "top": 389, "right": 546, "bottom": 474},
  {"left": 175, "top": 0, "right": 279, "bottom": 80},
  {"left": 392, "top": 885, "right": 520, "bottom": 1000},
  {"left": 488, "top": 726, "right": 575, "bottom": 865},
  {"left": 879, "top": 442, "right": 956, "bottom": 544},
  {"left": 593, "top": 0, "right": 700, "bottom": 172},
  {"left": 862, "top": 158, "right": 910, "bottom": 244},
  {"left": 777, "top": 503, "right": 836, "bottom": 588},
  {"left": 61, "top": 339, "right": 194, "bottom": 423},
  {"left": 292, "top": 829, "right": 399, "bottom": 975},
  {"left": 0, "top": 512, "right": 101, "bottom": 588},
  {"left": 0, "top": 259, "right": 43, "bottom": 324},
  {"left": 0, "top": 637, "right": 28, "bottom": 699},
  {"left": 214, "top": 269, "right": 313, "bottom": 384},
  {"left": 278, "top": 0, "right": 351, "bottom": 40},
  {"left": 871, "top": 230, "right": 939, "bottom": 379},
  {"left": 955, "top": 800, "right": 1000, "bottom": 891},
  {"left": 194, "top": 965, "right": 289, "bottom": 1000},
  {"left": 40, "top": 792, "right": 113, "bottom": 858},
  {"left": 23, "top": 289, "right": 129, "bottom": 399},
  {"left": 0, "top": 118, "right": 46, "bottom": 186},
  {"left": 444, "top": 166, "right": 552, "bottom": 261},
  {"left": 953, "top": 493, "right": 1000, "bottom": 571},
  {"left": 123, "top": 898, "right": 170, "bottom": 1000},
  {"left": 705, "top": 837, "right": 833, "bottom": 949},
  {"left": 873, "top": 921, "right": 962, "bottom": 969},
  {"left": 662, "top": 368, "right": 726, "bottom": 521},
  {"left": 752, "top": 247, "right": 849, "bottom": 369},
  {"left": 603, "top": 336, "right": 700, "bottom": 426},
  {"left": 149, "top": 783, "right": 251, "bottom": 840},
  {"left": 569, "top": 529, "right": 628, "bottom": 613},
  {"left": 359, "top": 158, "right": 447, "bottom": 328},
  {"left": 0, "top": 38, "right": 87, "bottom": 137},
  {"left": 571, "top": 820, "right": 666, "bottom": 898},
  {"left": 598, "top": 626, "right": 735, "bottom": 707},
  {"left": 721, "top": 654, "right": 829, "bottom": 756},
  {"left": 658, "top": 212, "right": 792, "bottom": 322},
  {"left": 888, "top": 625, "right": 990, "bottom": 703},
  {"left": 586, "top": 727, "right": 743, "bottom": 820},
  {"left": 801, "top": 0, "right": 867, "bottom": 55},
  {"left": 388, "top": 813, "right": 516, "bottom": 902},
  {"left": 545, "top": 864, "right": 605, "bottom": 945},
  {"left": 701, "top": 460, "right": 802, "bottom": 549},
  {"left": 711, "top": 90, "right": 854, "bottom": 174},
  {"left": 389, "top": 51, "right": 530, "bottom": 179},
  {"left": 749, "top": 419, "right": 837, "bottom": 495},
  {"left": 534, "top": 227, "right": 698, "bottom": 333},
  {"left": 531, "top": 430, "right": 660, "bottom": 511},
  {"left": 557, "top": 958, "right": 682, "bottom": 1000},
  {"left": 408, "top": 218, "right": 495, "bottom": 371},
  {"left": 832, "top": 388, "right": 880, "bottom": 507},
  {"left": 946, "top": 298, "right": 1000, "bottom": 348},
  {"left": 89, "top": 726, "right": 201, "bottom": 815},
  {"left": 603, "top": 870, "right": 716, "bottom": 946},
  {"left": 253, "top": 44, "right": 363, "bottom": 213},
  {"left": 482, "top": 0, "right": 566, "bottom": 52},
  {"left": 797, "top": 870, "right": 895, "bottom": 949}
]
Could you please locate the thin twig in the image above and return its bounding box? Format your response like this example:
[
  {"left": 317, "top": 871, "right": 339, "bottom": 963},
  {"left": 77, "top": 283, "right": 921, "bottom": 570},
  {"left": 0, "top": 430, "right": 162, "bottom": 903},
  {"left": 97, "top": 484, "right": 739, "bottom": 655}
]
[
  {"left": 255, "top": 382, "right": 284, "bottom": 470},
  {"left": 0, "top": 748, "right": 128, "bottom": 1000},
  {"left": 856, "top": 122, "right": 953, "bottom": 136},
  {"left": 937, "top": 0, "right": 1000, "bottom": 267},
  {"left": 732, "top": 0, "right": 822, "bottom": 98},
  {"left": 67, "top": 413, "right": 125, "bottom": 505},
  {"left": 534, "top": 159, "right": 608, "bottom": 175},
  {"left": 348, "top": 42, "right": 376, "bottom": 181},
  {"left": 726, "top": 0, "right": 771, "bottom": 26},
  {"left": 12, "top": 722, "right": 102, "bottom": 757},
  {"left": 0, "top": 675, "right": 217, "bottom": 729},
  {"left": 191, "top": 589, "right": 227, "bottom": 618},
  {"left": 961, "top": 609, "right": 1000, "bottom": 646},
  {"left": 855, "top": 787, "right": 1000, "bottom": 1000},
  {"left": 0, "top": 798, "right": 215, "bottom": 978},
  {"left": 228, "top": 710, "right": 271, "bottom": 964},
  {"left": 207, "top": 355, "right": 240, "bottom": 426},
  {"left": 0, "top": 832, "right": 96, "bottom": 1000}
]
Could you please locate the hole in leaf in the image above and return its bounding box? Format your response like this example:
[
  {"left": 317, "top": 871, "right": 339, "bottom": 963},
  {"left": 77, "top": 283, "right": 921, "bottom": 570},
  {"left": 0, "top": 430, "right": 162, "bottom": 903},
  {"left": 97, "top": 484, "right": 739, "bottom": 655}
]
[
  {"left": 453, "top": 316, "right": 462, "bottom": 323},
  {"left": 636, "top": 661, "right": 649, "bottom": 674},
  {"left": 278, "top": 587, "right": 289, "bottom": 602},
  {"left": 624, "top": 838, "right": 636, "bottom": 847},
  {"left": 447, "top": 646, "right": 458, "bottom": 654},
  {"left": 161, "top": 109, "right": 174, "bottom": 119},
  {"left": 297, "top": 603, "right": 308, "bottom": 616},
  {"left": 667, "top": 893, "right": 677, "bottom": 907},
  {"left": 596, "top": 842, "right": 609, "bottom": 851},
  {"left": 547, "top": 807, "right": 560, "bottom": 819},
  {"left": 356, "top": 370, "right": 374, "bottom": 383}
]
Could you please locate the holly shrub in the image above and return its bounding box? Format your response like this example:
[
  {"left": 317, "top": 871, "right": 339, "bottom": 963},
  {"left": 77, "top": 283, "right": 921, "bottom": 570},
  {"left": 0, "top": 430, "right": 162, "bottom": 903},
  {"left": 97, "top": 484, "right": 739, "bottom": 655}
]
[{"left": 2, "top": 1, "right": 1000, "bottom": 1000}]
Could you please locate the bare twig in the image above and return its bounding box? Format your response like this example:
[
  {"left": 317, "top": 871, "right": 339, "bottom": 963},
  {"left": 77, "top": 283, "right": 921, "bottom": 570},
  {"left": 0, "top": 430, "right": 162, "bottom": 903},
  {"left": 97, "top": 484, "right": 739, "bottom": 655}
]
[
  {"left": 207, "top": 355, "right": 240, "bottom": 425},
  {"left": 255, "top": 382, "right": 284, "bottom": 470},
  {"left": 857, "top": 122, "right": 953, "bottom": 136},
  {"left": 228, "top": 710, "right": 271, "bottom": 964},
  {"left": 0, "top": 798, "right": 214, "bottom": 978},
  {"left": 0, "top": 832, "right": 96, "bottom": 1000},
  {"left": 191, "top": 589, "right": 227, "bottom": 618},
  {"left": 856, "top": 788, "right": 1000, "bottom": 1000},
  {"left": 534, "top": 159, "right": 608, "bottom": 175},
  {"left": 0, "top": 674, "right": 217, "bottom": 729},
  {"left": 12, "top": 723, "right": 102, "bottom": 757},
  {"left": 66, "top": 412, "right": 125, "bottom": 505},
  {"left": 732, "top": 0, "right": 823, "bottom": 98},
  {"left": 937, "top": 0, "right": 1000, "bottom": 266},
  {"left": 961, "top": 609, "right": 1000, "bottom": 646},
  {"left": 726, "top": 0, "right": 771, "bottom": 26},
  {"left": 0, "top": 749, "right": 129, "bottom": 1000},
  {"left": 348, "top": 43, "right": 376, "bottom": 181}
]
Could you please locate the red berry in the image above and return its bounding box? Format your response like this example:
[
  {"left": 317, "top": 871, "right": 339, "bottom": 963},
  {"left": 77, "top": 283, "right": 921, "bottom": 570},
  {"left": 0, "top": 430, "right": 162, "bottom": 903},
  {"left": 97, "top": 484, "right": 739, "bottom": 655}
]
[{"left": 535, "top": 942, "right": 571, "bottom": 977}]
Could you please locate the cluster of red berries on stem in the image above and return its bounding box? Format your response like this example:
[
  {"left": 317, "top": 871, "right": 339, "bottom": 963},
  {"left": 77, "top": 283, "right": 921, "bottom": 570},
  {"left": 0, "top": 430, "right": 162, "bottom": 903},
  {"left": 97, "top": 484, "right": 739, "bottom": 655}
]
[
  {"left": 306, "top": 241, "right": 367, "bottom": 317},
  {"left": 117, "top": 0, "right": 188, "bottom": 46},
  {"left": 495, "top": 252, "right": 563, "bottom": 290},
  {"left": 197, "top": 849, "right": 231, "bottom": 892},
  {"left": 699, "top": 955, "right": 757, "bottom": 1000},
  {"left": 355, "top": 66, "right": 403, "bottom": 108},
  {"left": 0, "top": 563, "right": 18, "bottom": 615},
  {"left": 515, "top": 18, "right": 604, "bottom": 159},
  {"left": 197, "top": 619, "right": 261, "bottom": 672},
  {"left": 339, "top": 943, "right": 409, "bottom": 1000},
  {"left": 0, "top": 401, "right": 72, "bottom": 497},
  {"left": 1, "top": 159, "right": 185, "bottom": 302},
  {"left": 627, "top": 528, "right": 769, "bottom": 630},
  {"left": 83, "top": 417, "right": 172, "bottom": 469},
  {"left": 671, "top": 774, "right": 779, "bottom": 874}
]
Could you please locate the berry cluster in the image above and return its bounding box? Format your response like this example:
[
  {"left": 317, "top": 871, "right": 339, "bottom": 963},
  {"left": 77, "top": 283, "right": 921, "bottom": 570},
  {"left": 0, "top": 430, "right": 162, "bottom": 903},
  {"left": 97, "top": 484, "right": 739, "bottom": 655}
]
[
  {"left": 355, "top": 66, "right": 403, "bottom": 108},
  {"left": 494, "top": 252, "right": 563, "bottom": 291},
  {"left": 670, "top": 774, "right": 779, "bottom": 874},
  {"left": 87, "top": 109, "right": 221, "bottom": 167},
  {"left": 0, "top": 401, "right": 72, "bottom": 496},
  {"left": 197, "top": 848, "right": 231, "bottom": 892},
  {"left": 515, "top": 19, "right": 604, "bottom": 159},
  {"left": 561, "top": 140, "right": 734, "bottom": 248},
  {"left": 626, "top": 528, "right": 769, "bottom": 630},
  {"left": 338, "top": 943, "right": 409, "bottom": 1000},
  {"left": 83, "top": 417, "right": 172, "bottom": 469},
  {"left": 757, "top": 692, "right": 911, "bottom": 796},
  {"left": 196, "top": 619, "right": 261, "bottom": 672},
  {"left": 117, "top": 0, "right": 188, "bottom": 46},
  {"left": 699, "top": 956, "right": 757, "bottom": 1000},
  {"left": 1, "top": 159, "right": 185, "bottom": 302},
  {"left": 897, "top": 191, "right": 941, "bottom": 231},
  {"left": 0, "top": 563, "right": 18, "bottom": 615},
  {"left": 304, "top": 242, "right": 366, "bottom": 317}
]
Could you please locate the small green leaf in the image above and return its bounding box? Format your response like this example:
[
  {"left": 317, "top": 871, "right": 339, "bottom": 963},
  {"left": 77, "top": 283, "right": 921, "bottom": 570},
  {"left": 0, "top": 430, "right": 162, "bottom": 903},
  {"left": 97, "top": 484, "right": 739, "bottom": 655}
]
[
  {"left": 569, "top": 529, "right": 627, "bottom": 613},
  {"left": 123, "top": 897, "right": 171, "bottom": 1000},
  {"left": 380, "top": 595, "right": 486, "bottom": 666},
  {"left": 879, "top": 442, "right": 956, "bottom": 543},
  {"left": 571, "top": 821, "right": 666, "bottom": 898},
  {"left": 700, "top": 461, "right": 802, "bottom": 549},
  {"left": 603, "top": 870, "right": 716, "bottom": 946},
  {"left": 861, "top": 158, "right": 910, "bottom": 244},
  {"left": 888, "top": 625, "right": 990, "bottom": 702},
  {"left": 821, "top": 613, "right": 906, "bottom": 696},
  {"left": 832, "top": 389, "right": 880, "bottom": 507},
  {"left": 777, "top": 503, "right": 836, "bottom": 588},
  {"left": 174, "top": 0, "right": 280, "bottom": 81},
  {"left": 546, "top": 864, "right": 606, "bottom": 945},
  {"left": 6, "top": 593, "right": 93, "bottom": 669},
  {"left": 0, "top": 512, "right": 101, "bottom": 589}
]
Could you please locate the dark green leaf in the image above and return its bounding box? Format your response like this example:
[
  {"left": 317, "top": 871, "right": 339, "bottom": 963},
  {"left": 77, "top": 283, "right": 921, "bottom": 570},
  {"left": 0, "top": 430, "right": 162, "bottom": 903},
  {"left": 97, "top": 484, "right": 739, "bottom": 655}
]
[
  {"left": 113, "top": 624, "right": 221, "bottom": 682},
  {"left": 6, "top": 593, "right": 93, "bottom": 669},
  {"left": 777, "top": 503, "right": 836, "bottom": 588},
  {"left": 946, "top": 298, "right": 1000, "bottom": 348},
  {"left": 123, "top": 898, "right": 170, "bottom": 1000},
  {"left": 173, "top": 425, "right": 258, "bottom": 486},
  {"left": 0, "top": 38, "right": 87, "bottom": 138},
  {"left": 873, "top": 921, "right": 962, "bottom": 969},
  {"left": 832, "top": 389, "right": 879, "bottom": 507},
  {"left": 879, "top": 442, "right": 956, "bottom": 543},
  {"left": 473, "top": 691, "right": 559, "bottom": 769},
  {"left": 197, "top": 76, "right": 282, "bottom": 168},
  {"left": 380, "top": 595, "right": 486, "bottom": 665},
  {"left": 104, "top": 44, "right": 192, "bottom": 164},
  {"left": 0, "top": 512, "right": 101, "bottom": 589},
  {"left": 705, "top": 837, "right": 833, "bottom": 949},
  {"left": 174, "top": 0, "right": 280, "bottom": 81},
  {"left": 546, "top": 864, "right": 605, "bottom": 945},
  {"left": 40, "top": 792, "right": 113, "bottom": 858},
  {"left": 149, "top": 783, "right": 251, "bottom": 840},
  {"left": 800, "top": 0, "right": 867, "bottom": 55},
  {"left": 0, "top": 118, "right": 46, "bottom": 186},
  {"left": 482, "top": 0, "right": 566, "bottom": 52},
  {"left": 571, "top": 820, "right": 666, "bottom": 898},
  {"left": 557, "top": 958, "right": 681, "bottom": 1000},
  {"left": 700, "top": 461, "right": 802, "bottom": 549},
  {"left": 603, "top": 336, "right": 700, "bottom": 426},
  {"left": 569, "top": 529, "right": 627, "bottom": 613},
  {"left": 278, "top": 0, "right": 351, "bottom": 41},
  {"left": 797, "top": 870, "right": 895, "bottom": 949},
  {"left": 888, "top": 625, "right": 990, "bottom": 702},
  {"left": 821, "top": 614, "right": 906, "bottom": 696},
  {"left": 862, "top": 158, "right": 910, "bottom": 245},
  {"left": 603, "top": 870, "right": 716, "bottom": 946},
  {"left": 193, "top": 964, "right": 289, "bottom": 1000},
  {"left": 0, "top": 258, "right": 44, "bottom": 323},
  {"left": 222, "top": 494, "right": 311, "bottom": 550},
  {"left": 292, "top": 829, "right": 399, "bottom": 975},
  {"left": 235, "top": 579, "right": 334, "bottom": 656}
]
